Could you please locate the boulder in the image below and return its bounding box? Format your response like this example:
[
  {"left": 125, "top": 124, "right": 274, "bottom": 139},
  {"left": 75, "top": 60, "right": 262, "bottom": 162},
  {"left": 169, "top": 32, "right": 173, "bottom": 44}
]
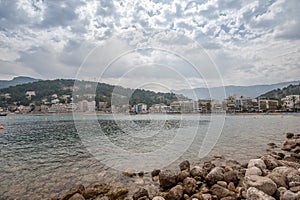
[
  {"left": 223, "top": 170, "right": 239, "bottom": 185},
  {"left": 246, "top": 187, "right": 276, "bottom": 200},
  {"left": 290, "top": 186, "right": 300, "bottom": 193},
  {"left": 248, "top": 159, "right": 266, "bottom": 171},
  {"left": 61, "top": 184, "right": 85, "bottom": 200},
  {"left": 205, "top": 167, "right": 224, "bottom": 185},
  {"left": 210, "top": 184, "right": 235, "bottom": 199},
  {"left": 83, "top": 183, "right": 110, "bottom": 199},
  {"left": 190, "top": 166, "right": 203, "bottom": 178},
  {"left": 245, "top": 166, "right": 262, "bottom": 176},
  {"left": 151, "top": 169, "right": 161, "bottom": 177},
  {"left": 286, "top": 133, "right": 295, "bottom": 139},
  {"left": 133, "top": 188, "right": 149, "bottom": 200},
  {"left": 261, "top": 155, "right": 280, "bottom": 170},
  {"left": 244, "top": 175, "right": 277, "bottom": 196},
  {"left": 68, "top": 193, "right": 85, "bottom": 200},
  {"left": 183, "top": 177, "right": 197, "bottom": 194},
  {"left": 159, "top": 170, "right": 177, "bottom": 189},
  {"left": 267, "top": 172, "right": 288, "bottom": 188},
  {"left": 272, "top": 166, "right": 299, "bottom": 177},
  {"left": 179, "top": 160, "right": 190, "bottom": 171},
  {"left": 281, "top": 190, "right": 300, "bottom": 200},
  {"left": 165, "top": 185, "right": 183, "bottom": 200},
  {"left": 106, "top": 187, "right": 128, "bottom": 199},
  {"left": 178, "top": 170, "right": 190, "bottom": 182}
]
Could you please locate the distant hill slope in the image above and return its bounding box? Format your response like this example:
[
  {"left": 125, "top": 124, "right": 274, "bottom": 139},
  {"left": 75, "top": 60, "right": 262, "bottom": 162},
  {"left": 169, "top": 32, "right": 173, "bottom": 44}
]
[
  {"left": 258, "top": 83, "right": 300, "bottom": 100},
  {"left": 0, "top": 76, "right": 40, "bottom": 89},
  {"left": 0, "top": 79, "right": 182, "bottom": 107},
  {"left": 173, "top": 81, "right": 300, "bottom": 100}
]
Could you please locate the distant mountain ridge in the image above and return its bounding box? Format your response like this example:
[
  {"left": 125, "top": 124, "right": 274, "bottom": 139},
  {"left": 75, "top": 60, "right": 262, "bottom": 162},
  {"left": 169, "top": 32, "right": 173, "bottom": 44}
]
[
  {"left": 173, "top": 80, "right": 300, "bottom": 100},
  {"left": 258, "top": 83, "right": 300, "bottom": 100},
  {"left": 0, "top": 76, "right": 40, "bottom": 89}
]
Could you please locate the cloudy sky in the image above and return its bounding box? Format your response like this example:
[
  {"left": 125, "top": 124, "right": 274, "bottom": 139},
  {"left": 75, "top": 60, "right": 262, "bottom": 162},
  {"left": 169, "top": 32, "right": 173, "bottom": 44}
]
[{"left": 0, "top": 0, "right": 299, "bottom": 90}]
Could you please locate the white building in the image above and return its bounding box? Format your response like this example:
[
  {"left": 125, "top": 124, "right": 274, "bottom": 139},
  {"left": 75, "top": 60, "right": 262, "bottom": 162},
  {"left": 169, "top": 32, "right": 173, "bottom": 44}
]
[
  {"left": 77, "top": 100, "right": 96, "bottom": 112},
  {"left": 25, "top": 91, "right": 36, "bottom": 100},
  {"left": 281, "top": 95, "right": 300, "bottom": 111}
]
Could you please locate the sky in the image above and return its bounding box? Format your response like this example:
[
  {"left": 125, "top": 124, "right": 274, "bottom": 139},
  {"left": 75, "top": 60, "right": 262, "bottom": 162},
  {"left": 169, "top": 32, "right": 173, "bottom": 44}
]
[{"left": 0, "top": 0, "right": 299, "bottom": 91}]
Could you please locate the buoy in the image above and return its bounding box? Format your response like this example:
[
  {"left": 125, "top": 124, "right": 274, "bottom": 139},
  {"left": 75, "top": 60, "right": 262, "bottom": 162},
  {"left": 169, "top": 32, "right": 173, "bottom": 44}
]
[{"left": 0, "top": 126, "right": 4, "bottom": 129}]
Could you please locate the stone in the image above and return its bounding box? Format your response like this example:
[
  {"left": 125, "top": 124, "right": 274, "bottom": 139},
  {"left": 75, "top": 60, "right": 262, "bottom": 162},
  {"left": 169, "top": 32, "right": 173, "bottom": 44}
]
[
  {"left": 191, "top": 193, "right": 204, "bottom": 200},
  {"left": 123, "top": 170, "right": 136, "bottom": 177},
  {"left": 159, "top": 170, "right": 178, "bottom": 189},
  {"left": 281, "top": 190, "right": 300, "bottom": 200},
  {"left": 267, "top": 172, "right": 288, "bottom": 188},
  {"left": 217, "top": 181, "right": 227, "bottom": 188},
  {"left": 190, "top": 166, "right": 203, "bottom": 178},
  {"left": 106, "top": 187, "right": 129, "bottom": 199},
  {"left": 68, "top": 193, "right": 85, "bottom": 200},
  {"left": 287, "top": 133, "right": 295, "bottom": 139},
  {"left": 202, "top": 162, "right": 216, "bottom": 177},
  {"left": 183, "top": 177, "right": 197, "bottom": 195},
  {"left": 261, "top": 155, "right": 280, "bottom": 170},
  {"left": 279, "top": 160, "right": 300, "bottom": 169},
  {"left": 61, "top": 184, "right": 85, "bottom": 200},
  {"left": 165, "top": 185, "right": 183, "bottom": 200},
  {"left": 227, "top": 182, "right": 235, "bottom": 192},
  {"left": 152, "top": 196, "right": 165, "bottom": 200},
  {"left": 151, "top": 169, "right": 161, "bottom": 177},
  {"left": 220, "top": 197, "right": 236, "bottom": 200},
  {"left": 177, "top": 170, "right": 190, "bottom": 182},
  {"left": 210, "top": 184, "right": 235, "bottom": 199},
  {"left": 235, "top": 187, "right": 245, "bottom": 199},
  {"left": 137, "top": 197, "right": 149, "bottom": 200},
  {"left": 273, "top": 166, "right": 299, "bottom": 177},
  {"left": 282, "top": 139, "right": 297, "bottom": 151},
  {"left": 290, "top": 186, "right": 300, "bottom": 193},
  {"left": 246, "top": 187, "right": 276, "bottom": 200},
  {"left": 205, "top": 167, "right": 224, "bottom": 185},
  {"left": 138, "top": 171, "right": 144, "bottom": 177},
  {"left": 133, "top": 188, "right": 149, "bottom": 200},
  {"left": 223, "top": 170, "right": 239, "bottom": 185},
  {"left": 247, "top": 159, "right": 266, "bottom": 171},
  {"left": 244, "top": 175, "right": 277, "bottom": 196},
  {"left": 245, "top": 166, "right": 262, "bottom": 176},
  {"left": 201, "top": 193, "right": 212, "bottom": 200},
  {"left": 179, "top": 160, "right": 190, "bottom": 171},
  {"left": 83, "top": 183, "right": 110, "bottom": 199}
]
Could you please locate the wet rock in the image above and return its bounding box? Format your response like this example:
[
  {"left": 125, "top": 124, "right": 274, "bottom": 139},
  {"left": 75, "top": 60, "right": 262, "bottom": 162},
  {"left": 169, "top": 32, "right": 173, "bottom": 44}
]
[
  {"left": 246, "top": 187, "right": 276, "bottom": 200},
  {"left": 183, "top": 177, "right": 197, "bottom": 195},
  {"left": 267, "top": 172, "right": 288, "bottom": 188},
  {"left": 190, "top": 166, "right": 203, "bottom": 178},
  {"left": 159, "top": 170, "right": 178, "bottom": 189},
  {"left": 281, "top": 190, "right": 300, "bottom": 200},
  {"left": 205, "top": 167, "right": 224, "bottom": 185},
  {"left": 261, "top": 155, "right": 280, "bottom": 170},
  {"left": 214, "top": 155, "right": 225, "bottom": 159},
  {"left": 287, "top": 133, "right": 295, "bottom": 139},
  {"left": 268, "top": 143, "right": 277, "bottom": 148},
  {"left": 123, "top": 171, "right": 136, "bottom": 177},
  {"left": 68, "top": 193, "right": 85, "bottom": 200},
  {"left": 244, "top": 175, "right": 277, "bottom": 196},
  {"left": 223, "top": 170, "right": 239, "bottom": 185},
  {"left": 210, "top": 184, "right": 235, "bottom": 199},
  {"left": 106, "top": 187, "right": 128, "bottom": 199},
  {"left": 61, "top": 184, "right": 85, "bottom": 200},
  {"left": 138, "top": 171, "right": 144, "bottom": 177},
  {"left": 83, "top": 183, "right": 110, "bottom": 199},
  {"left": 245, "top": 166, "right": 262, "bottom": 176},
  {"left": 178, "top": 170, "right": 190, "bottom": 182},
  {"left": 179, "top": 160, "right": 190, "bottom": 171},
  {"left": 247, "top": 159, "right": 266, "bottom": 171},
  {"left": 152, "top": 196, "right": 165, "bottom": 200},
  {"left": 165, "top": 185, "right": 183, "bottom": 200},
  {"left": 133, "top": 188, "right": 149, "bottom": 200},
  {"left": 151, "top": 169, "right": 161, "bottom": 177},
  {"left": 282, "top": 139, "right": 297, "bottom": 151}
]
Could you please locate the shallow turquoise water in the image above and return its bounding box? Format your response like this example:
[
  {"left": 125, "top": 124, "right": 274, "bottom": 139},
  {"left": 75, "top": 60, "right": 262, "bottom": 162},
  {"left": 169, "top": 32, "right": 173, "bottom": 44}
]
[{"left": 0, "top": 114, "right": 299, "bottom": 199}]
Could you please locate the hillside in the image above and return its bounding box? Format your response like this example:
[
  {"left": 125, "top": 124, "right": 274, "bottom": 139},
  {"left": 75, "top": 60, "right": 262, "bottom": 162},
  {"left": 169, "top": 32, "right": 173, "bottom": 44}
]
[
  {"left": 258, "top": 84, "right": 300, "bottom": 100},
  {"left": 173, "top": 80, "right": 300, "bottom": 100},
  {"left": 0, "top": 76, "right": 40, "bottom": 89},
  {"left": 0, "top": 79, "right": 181, "bottom": 108}
]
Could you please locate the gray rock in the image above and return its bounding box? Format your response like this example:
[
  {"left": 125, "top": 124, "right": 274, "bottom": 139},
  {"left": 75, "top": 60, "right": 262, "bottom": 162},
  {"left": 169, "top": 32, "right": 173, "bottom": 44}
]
[
  {"left": 290, "top": 186, "right": 300, "bottom": 193},
  {"left": 281, "top": 190, "right": 300, "bottom": 200},
  {"left": 205, "top": 167, "right": 224, "bottom": 185},
  {"left": 246, "top": 187, "right": 276, "bottom": 200},
  {"left": 248, "top": 159, "right": 266, "bottom": 171},
  {"left": 267, "top": 172, "right": 288, "bottom": 188},
  {"left": 272, "top": 166, "right": 299, "bottom": 177},
  {"left": 245, "top": 166, "right": 262, "bottom": 176},
  {"left": 133, "top": 188, "right": 149, "bottom": 200},
  {"left": 165, "top": 185, "right": 183, "bottom": 200},
  {"left": 190, "top": 166, "right": 203, "bottom": 178},
  {"left": 179, "top": 160, "right": 190, "bottom": 171},
  {"left": 244, "top": 175, "right": 277, "bottom": 196},
  {"left": 223, "top": 170, "right": 239, "bottom": 185},
  {"left": 183, "top": 177, "right": 197, "bottom": 195},
  {"left": 210, "top": 184, "right": 235, "bottom": 199},
  {"left": 159, "top": 170, "right": 177, "bottom": 189},
  {"left": 261, "top": 155, "right": 280, "bottom": 170}
]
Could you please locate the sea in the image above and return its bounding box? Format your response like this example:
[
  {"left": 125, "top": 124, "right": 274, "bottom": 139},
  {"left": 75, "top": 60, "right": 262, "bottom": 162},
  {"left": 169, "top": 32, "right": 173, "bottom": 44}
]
[{"left": 0, "top": 113, "right": 299, "bottom": 199}]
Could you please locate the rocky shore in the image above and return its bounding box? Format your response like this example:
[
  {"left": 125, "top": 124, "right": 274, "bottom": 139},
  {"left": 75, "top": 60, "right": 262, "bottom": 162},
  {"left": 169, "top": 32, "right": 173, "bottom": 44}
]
[{"left": 51, "top": 133, "right": 300, "bottom": 200}]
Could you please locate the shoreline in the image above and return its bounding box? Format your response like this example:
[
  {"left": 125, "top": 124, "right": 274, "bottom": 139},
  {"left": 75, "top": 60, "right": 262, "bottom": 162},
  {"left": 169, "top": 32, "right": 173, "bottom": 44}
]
[{"left": 48, "top": 133, "right": 300, "bottom": 200}]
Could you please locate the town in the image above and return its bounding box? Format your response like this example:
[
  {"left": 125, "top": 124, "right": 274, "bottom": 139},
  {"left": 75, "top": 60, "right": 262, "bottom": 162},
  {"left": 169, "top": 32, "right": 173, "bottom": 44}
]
[{"left": 0, "top": 90, "right": 299, "bottom": 114}]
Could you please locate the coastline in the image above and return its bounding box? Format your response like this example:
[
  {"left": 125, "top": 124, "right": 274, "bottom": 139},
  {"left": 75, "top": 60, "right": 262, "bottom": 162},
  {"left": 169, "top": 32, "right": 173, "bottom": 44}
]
[{"left": 48, "top": 133, "right": 300, "bottom": 200}]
